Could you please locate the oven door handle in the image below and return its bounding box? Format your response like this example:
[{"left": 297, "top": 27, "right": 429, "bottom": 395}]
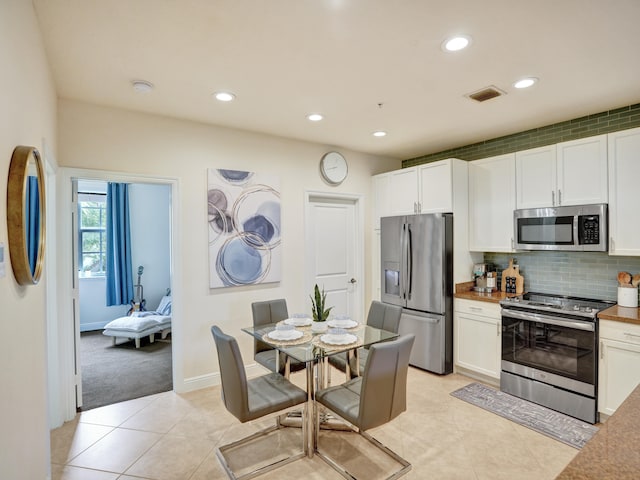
[{"left": 501, "top": 308, "right": 595, "bottom": 332}]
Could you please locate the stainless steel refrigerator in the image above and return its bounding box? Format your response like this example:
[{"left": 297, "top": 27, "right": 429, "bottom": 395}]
[{"left": 381, "top": 213, "right": 453, "bottom": 374}]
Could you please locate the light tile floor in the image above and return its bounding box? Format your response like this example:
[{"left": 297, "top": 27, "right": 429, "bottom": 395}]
[{"left": 50, "top": 368, "right": 578, "bottom": 479}]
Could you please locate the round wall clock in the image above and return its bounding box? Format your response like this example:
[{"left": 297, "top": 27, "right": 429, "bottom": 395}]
[{"left": 320, "top": 151, "right": 348, "bottom": 185}]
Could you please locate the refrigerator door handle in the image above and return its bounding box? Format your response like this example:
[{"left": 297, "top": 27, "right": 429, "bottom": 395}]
[
  {"left": 406, "top": 223, "right": 413, "bottom": 300},
  {"left": 400, "top": 222, "right": 407, "bottom": 300},
  {"left": 421, "top": 316, "right": 439, "bottom": 324}
]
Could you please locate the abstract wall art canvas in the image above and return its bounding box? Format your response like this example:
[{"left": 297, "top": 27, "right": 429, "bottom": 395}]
[{"left": 207, "top": 169, "right": 281, "bottom": 288}]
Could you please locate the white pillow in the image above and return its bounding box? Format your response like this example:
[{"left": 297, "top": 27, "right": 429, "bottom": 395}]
[{"left": 156, "top": 296, "right": 172, "bottom": 316}]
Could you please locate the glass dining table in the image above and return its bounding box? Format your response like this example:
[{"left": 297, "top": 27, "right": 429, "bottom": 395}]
[{"left": 242, "top": 321, "right": 399, "bottom": 457}]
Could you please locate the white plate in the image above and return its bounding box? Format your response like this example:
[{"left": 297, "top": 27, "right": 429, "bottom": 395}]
[
  {"left": 267, "top": 329, "right": 304, "bottom": 341},
  {"left": 284, "top": 317, "right": 313, "bottom": 327},
  {"left": 327, "top": 319, "right": 358, "bottom": 329},
  {"left": 320, "top": 333, "right": 357, "bottom": 345}
]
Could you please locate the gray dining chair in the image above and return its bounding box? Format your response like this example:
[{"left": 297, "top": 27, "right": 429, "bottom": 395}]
[
  {"left": 315, "top": 334, "right": 415, "bottom": 479},
  {"left": 251, "top": 299, "right": 305, "bottom": 377},
  {"left": 328, "top": 301, "right": 403, "bottom": 381},
  {"left": 210, "top": 325, "right": 308, "bottom": 480}
]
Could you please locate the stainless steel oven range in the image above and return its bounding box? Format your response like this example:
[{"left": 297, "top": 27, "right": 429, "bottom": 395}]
[{"left": 500, "top": 293, "right": 614, "bottom": 424}]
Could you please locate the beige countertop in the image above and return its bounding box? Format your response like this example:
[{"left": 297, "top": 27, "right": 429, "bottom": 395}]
[{"left": 555, "top": 384, "right": 640, "bottom": 479}]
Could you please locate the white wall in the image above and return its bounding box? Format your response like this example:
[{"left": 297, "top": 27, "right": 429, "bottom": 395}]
[
  {"left": 78, "top": 182, "right": 171, "bottom": 331},
  {"left": 78, "top": 277, "right": 129, "bottom": 330},
  {"left": 0, "top": 2, "right": 57, "bottom": 479},
  {"left": 58, "top": 99, "right": 399, "bottom": 389},
  {"left": 129, "top": 183, "right": 172, "bottom": 310}
]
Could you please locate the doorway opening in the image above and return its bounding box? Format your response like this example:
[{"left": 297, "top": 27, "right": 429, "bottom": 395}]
[{"left": 75, "top": 178, "right": 173, "bottom": 410}]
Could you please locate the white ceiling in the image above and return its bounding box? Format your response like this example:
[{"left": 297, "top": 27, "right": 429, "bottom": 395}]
[{"left": 33, "top": 0, "right": 640, "bottom": 160}]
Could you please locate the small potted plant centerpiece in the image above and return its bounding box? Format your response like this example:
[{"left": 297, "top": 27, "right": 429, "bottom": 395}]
[{"left": 310, "top": 284, "right": 332, "bottom": 332}]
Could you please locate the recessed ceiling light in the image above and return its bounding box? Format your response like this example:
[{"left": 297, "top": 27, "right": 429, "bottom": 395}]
[
  {"left": 513, "top": 77, "right": 538, "bottom": 89},
  {"left": 442, "top": 35, "right": 472, "bottom": 52},
  {"left": 132, "top": 80, "right": 154, "bottom": 93},
  {"left": 213, "top": 91, "right": 236, "bottom": 102},
  {"left": 372, "top": 131, "right": 387, "bottom": 137},
  {"left": 307, "top": 113, "right": 324, "bottom": 122}
]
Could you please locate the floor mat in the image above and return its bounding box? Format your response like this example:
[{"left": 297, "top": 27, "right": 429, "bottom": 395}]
[{"left": 451, "top": 382, "right": 598, "bottom": 449}]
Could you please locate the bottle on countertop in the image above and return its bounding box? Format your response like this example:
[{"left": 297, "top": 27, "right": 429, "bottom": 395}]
[{"left": 486, "top": 271, "right": 497, "bottom": 290}]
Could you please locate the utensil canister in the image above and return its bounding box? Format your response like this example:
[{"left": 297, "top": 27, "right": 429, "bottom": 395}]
[{"left": 618, "top": 287, "right": 638, "bottom": 308}]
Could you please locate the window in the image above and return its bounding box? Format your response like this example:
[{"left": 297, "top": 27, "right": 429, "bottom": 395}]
[{"left": 78, "top": 192, "right": 107, "bottom": 275}]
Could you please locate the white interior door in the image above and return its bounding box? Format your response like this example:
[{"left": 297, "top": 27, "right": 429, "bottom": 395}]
[
  {"left": 305, "top": 194, "right": 362, "bottom": 321},
  {"left": 71, "top": 179, "right": 82, "bottom": 408}
]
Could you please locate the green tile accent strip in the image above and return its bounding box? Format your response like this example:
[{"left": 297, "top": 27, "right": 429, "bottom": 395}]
[{"left": 403, "top": 103, "right": 640, "bottom": 167}]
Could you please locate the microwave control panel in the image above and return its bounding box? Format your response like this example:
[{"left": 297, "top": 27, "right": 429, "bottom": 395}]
[{"left": 578, "top": 215, "right": 600, "bottom": 245}]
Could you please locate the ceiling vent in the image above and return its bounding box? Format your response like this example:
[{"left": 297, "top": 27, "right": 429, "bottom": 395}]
[{"left": 466, "top": 85, "right": 506, "bottom": 102}]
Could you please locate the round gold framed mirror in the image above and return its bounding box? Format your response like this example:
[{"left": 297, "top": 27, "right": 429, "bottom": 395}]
[{"left": 7, "top": 146, "right": 46, "bottom": 285}]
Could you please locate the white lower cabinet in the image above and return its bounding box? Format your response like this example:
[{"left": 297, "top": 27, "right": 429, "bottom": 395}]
[
  {"left": 454, "top": 299, "right": 501, "bottom": 379},
  {"left": 598, "top": 320, "right": 640, "bottom": 416}
]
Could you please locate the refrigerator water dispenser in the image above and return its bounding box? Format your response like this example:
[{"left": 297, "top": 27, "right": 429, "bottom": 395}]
[{"left": 384, "top": 268, "right": 400, "bottom": 296}]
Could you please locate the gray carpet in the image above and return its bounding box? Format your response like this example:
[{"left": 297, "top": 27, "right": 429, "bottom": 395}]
[
  {"left": 80, "top": 330, "right": 172, "bottom": 411},
  {"left": 451, "top": 383, "right": 598, "bottom": 449}
]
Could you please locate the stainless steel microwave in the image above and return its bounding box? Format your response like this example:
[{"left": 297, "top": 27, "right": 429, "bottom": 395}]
[{"left": 514, "top": 204, "right": 608, "bottom": 251}]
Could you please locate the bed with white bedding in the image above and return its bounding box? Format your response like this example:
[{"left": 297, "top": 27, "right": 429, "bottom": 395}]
[{"left": 102, "top": 295, "right": 172, "bottom": 348}]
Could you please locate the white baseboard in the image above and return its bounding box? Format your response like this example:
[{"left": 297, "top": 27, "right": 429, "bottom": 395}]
[
  {"left": 80, "top": 321, "right": 109, "bottom": 332},
  {"left": 178, "top": 363, "right": 268, "bottom": 393},
  {"left": 455, "top": 365, "right": 500, "bottom": 388}
]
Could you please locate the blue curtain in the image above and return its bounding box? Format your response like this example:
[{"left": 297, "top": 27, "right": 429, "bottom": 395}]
[
  {"left": 25, "top": 176, "right": 40, "bottom": 275},
  {"left": 105, "top": 183, "right": 134, "bottom": 306}
]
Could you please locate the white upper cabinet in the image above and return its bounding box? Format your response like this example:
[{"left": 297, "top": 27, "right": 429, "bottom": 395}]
[
  {"left": 388, "top": 167, "right": 420, "bottom": 216},
  {"left": 372, "top": 173, "right": 391, "bottom": 230},
  {"left": 556, "top": 134, "right": 608, "bottom": 206},
  {"left": 372, "top": 168, "right": 417, "bottom": 228},
  {"left": 386, "top": 161, "right": 457, "bottom": 215},
  {"left": 516, "top": 135, "right": 607, "bottom": 209},
  {"left": 516, "top": 145, "right": 556, "bottom": 209},
  {"left": 418, "top": 161, "right": 453, "bottom": 213},
  {"left": 469, "top": 153, "right": 516, "bottom": 252},
  {"left": 372, "top": 159, "right": 464, "bottom": 226},
  {"left": 608, "top": 127, "right": 640, "bottom": 255}
]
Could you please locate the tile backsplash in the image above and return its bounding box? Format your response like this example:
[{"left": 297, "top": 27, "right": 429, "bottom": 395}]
[{"left": 484, "top": 252, "right": 640, "bottom": 302}]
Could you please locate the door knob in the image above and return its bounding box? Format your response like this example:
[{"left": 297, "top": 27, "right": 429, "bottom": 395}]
[{"left": 349, "top": 278, "right": 357, "bottom": 284}]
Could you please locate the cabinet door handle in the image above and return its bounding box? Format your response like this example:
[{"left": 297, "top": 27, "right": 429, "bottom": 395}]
[
  {"left": 558, "top": 189, "right": 562, "bottom": 205},
  {"left": 469, "top": 306, "right": 483, "bottom": 312},
  {"left": 600, "top": 341, "right": 604, "bottom": 360},
  {"left": 497, "top": 322, "right": 500, "bottom": 336},
  {"left": 551, "top": 191, "right": 555, "bottom": 206},
  {"left": 624, "top": 332, "right": 640, "bottom": 340}
]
